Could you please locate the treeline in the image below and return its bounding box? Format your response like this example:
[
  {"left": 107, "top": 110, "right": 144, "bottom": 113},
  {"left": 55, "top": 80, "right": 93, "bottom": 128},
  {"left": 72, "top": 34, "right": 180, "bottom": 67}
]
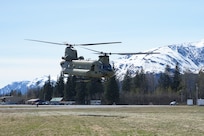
[
  {"left": 12, "top": 63, "right": 204, "bottom": 105},
  {"left": 26, "top": 75, "right": 119, "bottom": 105},
  {"left": 121, "top": 63, "right": 204, "bottom": 104}
]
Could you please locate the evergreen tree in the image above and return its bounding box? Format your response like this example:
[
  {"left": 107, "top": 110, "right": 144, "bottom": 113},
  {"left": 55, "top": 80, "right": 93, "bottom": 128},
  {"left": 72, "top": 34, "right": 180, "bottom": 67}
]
[
  {"left": 64, "top": 76, "right": 76, "bottom": 101},
  {"left": 87, "top": 78, "right": 104, "bottom": 100},
  {"left": 64, "top": 76, "right": 70, "bottom": 101},
  {"left": 75, "top": 82, "right": 87, "bottom": 104},
  {"left": 10, "top": 90, "right": 22, "bottom": 97},
  {"left": 145, "top": 73, "right": 157, "bottom": 93},
  {"left": 104, "top": 76, "right": 119, "bottom": 104},
  {"left": 122, "top": 70, "right": 132, "bottom": 92},
  {"left": 198, "top": 70, "right": 204, "bottom": 98},
  {"left": 158, "top": 65, "right": 171, "bottom": 90},
  {"left": 139, "top": 68, "right": 148, "bottom": 94},
  {"left": 53, "top": 74, "right": 64, "bottom": 97},
  {"left": 133, "top": 68, "right": 147, "bottom": 94},
  {"left": 27, "top": 88, "right": 40, "bottom": 99},
  {"left": 133, "top": 70, "right": 140, "bottom": 92},
  {"left": 42, "top": 75, "right": 53, "bottom": 101},
  {"left": 182, "top": 71, "right": 197, "bottom": 100},
  {"left": 171, "top": 62, "right": 182, "bottom": 92}
]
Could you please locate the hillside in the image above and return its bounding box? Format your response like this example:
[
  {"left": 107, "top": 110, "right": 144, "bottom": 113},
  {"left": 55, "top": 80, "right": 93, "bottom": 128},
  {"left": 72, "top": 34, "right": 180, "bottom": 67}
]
[
  {"left": 114, "top": 39, "right": 204, "bottom": 80},
  {"left": 0, "top": 76, "right": 56, "bottom": 95}
]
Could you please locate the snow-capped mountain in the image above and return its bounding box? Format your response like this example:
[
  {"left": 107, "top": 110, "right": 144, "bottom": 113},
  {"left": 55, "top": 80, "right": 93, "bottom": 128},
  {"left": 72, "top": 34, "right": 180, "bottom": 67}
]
[
  {"left": 0, "top": 76, "right": 56, "bottom": 95},
  {"left": 114, "top": 39, "right": 204, "bottom": 80}
]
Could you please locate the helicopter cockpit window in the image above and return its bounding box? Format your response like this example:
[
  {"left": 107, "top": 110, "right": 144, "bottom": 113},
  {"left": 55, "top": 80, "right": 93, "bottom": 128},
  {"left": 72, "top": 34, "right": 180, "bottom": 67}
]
[{"left": 103, "top": 64, "right": 112, "bottom": 71}]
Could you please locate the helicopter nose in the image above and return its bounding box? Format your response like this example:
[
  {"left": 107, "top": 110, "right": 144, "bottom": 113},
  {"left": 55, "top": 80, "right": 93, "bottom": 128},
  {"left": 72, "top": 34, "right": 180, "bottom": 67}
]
[{"left": 102, "top": 70, "right": 114, "bottom": 77}]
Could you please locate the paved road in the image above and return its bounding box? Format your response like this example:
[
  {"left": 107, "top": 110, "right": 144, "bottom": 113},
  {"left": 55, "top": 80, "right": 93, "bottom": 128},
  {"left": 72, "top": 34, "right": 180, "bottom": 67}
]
[{"left": 0, "top": 104, "right": 172, "bottom": 110}]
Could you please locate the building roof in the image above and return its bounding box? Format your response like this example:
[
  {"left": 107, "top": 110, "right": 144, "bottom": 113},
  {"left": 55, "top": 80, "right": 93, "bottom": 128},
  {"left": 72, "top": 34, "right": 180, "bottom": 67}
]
[
  {"left": 27, "top": 98, "right": 40, "bottom": 102},
  {"left": 50, "top": 97, "right": 63, "bottom": 102}
]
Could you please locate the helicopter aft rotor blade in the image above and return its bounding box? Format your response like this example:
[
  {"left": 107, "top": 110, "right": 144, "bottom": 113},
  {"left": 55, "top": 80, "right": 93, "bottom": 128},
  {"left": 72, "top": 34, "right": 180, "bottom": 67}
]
[
  {"left": 82, "top": 47, "right": 160, "bottom": 55},
  {"left": 81, "top": 47, "right": 104, "bottom": 54},
  {"left": 115, "top": 52, "right": 160, "bottom": 55}
]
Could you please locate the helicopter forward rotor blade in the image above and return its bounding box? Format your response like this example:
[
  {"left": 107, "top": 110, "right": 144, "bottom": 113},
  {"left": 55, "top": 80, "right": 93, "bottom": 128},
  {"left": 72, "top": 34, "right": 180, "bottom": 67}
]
[
  {"left": 25, "top": 39, "right": 67, "bottom": 45},
  {"left": 25, "top": 39, "right": 121, "bottom": 46},
  {"left": 78, "top": 42, "right": 122, "bottom": 46}
]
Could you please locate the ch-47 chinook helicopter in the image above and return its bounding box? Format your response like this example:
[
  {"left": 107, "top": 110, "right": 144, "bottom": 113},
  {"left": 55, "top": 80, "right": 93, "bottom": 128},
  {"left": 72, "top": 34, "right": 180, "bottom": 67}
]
[{"left": 26, "top": 39, "right": 159, "bottom": 80}]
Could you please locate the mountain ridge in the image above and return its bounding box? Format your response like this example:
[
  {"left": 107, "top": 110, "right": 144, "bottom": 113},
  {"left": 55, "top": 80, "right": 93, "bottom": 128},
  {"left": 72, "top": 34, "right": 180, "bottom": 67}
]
[
  {"left": 114, "top": 39, "right": 204, "bottom": 80},
  {"left": 0, "top": 76, "right": 56, "bottom": 95}
]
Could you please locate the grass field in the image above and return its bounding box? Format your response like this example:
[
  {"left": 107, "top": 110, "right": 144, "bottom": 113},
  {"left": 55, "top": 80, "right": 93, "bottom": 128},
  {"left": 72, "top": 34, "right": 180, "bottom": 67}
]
[{"left": 0, "top": 105, "right": 204, "bottom": 136}]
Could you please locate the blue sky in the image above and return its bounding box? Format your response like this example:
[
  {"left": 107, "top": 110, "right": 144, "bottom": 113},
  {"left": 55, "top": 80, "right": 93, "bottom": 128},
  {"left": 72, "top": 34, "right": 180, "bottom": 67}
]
[{"left": 1, "top": 0, "right": 204, "bottom": 88}]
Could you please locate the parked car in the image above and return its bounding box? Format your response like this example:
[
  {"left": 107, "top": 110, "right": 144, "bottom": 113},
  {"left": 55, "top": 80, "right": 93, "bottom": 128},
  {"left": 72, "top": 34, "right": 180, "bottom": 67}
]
[{"left": 170, "top": 100, "right": 177, "bottom": 105}]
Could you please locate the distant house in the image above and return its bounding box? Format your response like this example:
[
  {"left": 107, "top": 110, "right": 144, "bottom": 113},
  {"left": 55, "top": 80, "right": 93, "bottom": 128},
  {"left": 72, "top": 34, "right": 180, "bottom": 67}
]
[
  {"left": 50, "top": 97, "right": 63, "bottom": 105},
  {"left": 1, "top": 96, "right": 24, "bottom": 104}
]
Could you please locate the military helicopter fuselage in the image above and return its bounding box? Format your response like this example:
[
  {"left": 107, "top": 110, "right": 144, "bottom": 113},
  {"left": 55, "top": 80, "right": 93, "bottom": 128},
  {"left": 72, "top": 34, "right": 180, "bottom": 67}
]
[{"left": 60, "top": 46, "right": 114, "bottom": 78}]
